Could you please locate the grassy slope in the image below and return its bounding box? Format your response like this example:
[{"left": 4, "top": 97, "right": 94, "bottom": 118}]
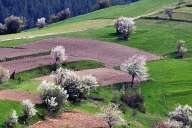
[
  {"left": 0, "top": 0, "right": 178, "bottom": 42},
  {"left": 63, "top": 19, "right": 192, "bottom": 56},
  {"left": 69, "top": 59, "right": 192, "bottom": 127}
]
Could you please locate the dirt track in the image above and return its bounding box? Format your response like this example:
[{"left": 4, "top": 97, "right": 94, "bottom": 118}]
[
  {"left": 0, "top": 38, "right": 159, "bottom": 73},
  {"left": 0, "top": 90, "right": 41, "bottom": 104},
  {"left": 30, "top": 111, "right": 108, "bottom": 128}
]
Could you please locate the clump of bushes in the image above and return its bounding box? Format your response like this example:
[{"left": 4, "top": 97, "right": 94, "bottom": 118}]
[
  {"left": 38, "top": 81, "right": 68, "bottom": 115},
  {"left": 4, "top": 110, "right": 18, "bottom": 128},
  {"left": 114, "top": 17, "right": 135, "bottom": 40},
  {"left": 121, "top": 94, "right": 145, "bottom": 113},
  {"left": 48, "top": 8, "right": 71, "bottom": 23},
  {"left": 0, "top": 66, "right": 10, "bottom": 83},
  {"left": 100, "top": 103, "right": 125, "bottom": 128},
  {"left": 153, "top": 105, "right": 192, "bottom": 128},
  {"left": 97, "top": 0, "right": 112, "bottom": 9},
  {"left": 36, "top": 17, "right": 46, "bottom": 29},
  {"left": 21, "top": 99, "right": 37, "bottom": 124},
  {"left": 51, "top": 68, "right": 98, "bottom": 103},
  {"left": 0, "top": 15, "right": 25, "bottom": 35},
  {"left": 176, "top": 40, "right": 188, "bottom": 59},
  {"left": 4, "top": 15, "right": 25, "bottom": 34}
]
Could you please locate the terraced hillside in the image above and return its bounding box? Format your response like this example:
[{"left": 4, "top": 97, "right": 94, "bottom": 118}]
[{"left": 0, "top": 0, "right": 192, "bottom": 128}]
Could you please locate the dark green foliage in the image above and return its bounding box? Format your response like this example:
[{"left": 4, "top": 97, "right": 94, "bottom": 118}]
[
  {"left": 4, "top": 16, "right": 24, "bottom": 34},
  {"left": 121, "top": 94, "right": 145, "bottom": 113}
]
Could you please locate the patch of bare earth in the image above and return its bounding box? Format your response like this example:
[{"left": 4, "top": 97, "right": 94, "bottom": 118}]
[
  {"left": 30, "top": 111, "right": 108, "bottom": 128},
  {"left": 0, "top": 90, "right": 41, "bottom": 104},
  {"left": 0, "top": 38, "right": 160, "bottom": 73}
]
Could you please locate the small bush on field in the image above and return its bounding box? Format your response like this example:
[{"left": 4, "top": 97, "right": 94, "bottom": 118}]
[
  {"left": 0, "top": 23, "right": 7, "bottom": 35},
  {"left": 20, "top": 99, "right": 37, "bottom": 124},
  {"left": 176, "top": 40, "right": 187, "bottom": 59},
  {"left": 49, "top": 8, "right": 71, "bottom": 23},
  {"left": 36, "top": 17, "right": 46, "bottom": 29},
  {"left": 51, "top": 68, "right": 98, "bottom": 103},
  {"left": 97, "top": 0, "right": 112, "bottom": 9},
  {"left": 38, "top": 81, "right": 68, "bottom": 115},
  {"left": 99, "top": 103, "right": 125, "bottom": 128},
  {"left": 164, "top": 9, "right": 173, "bottom": 19},
  {"left": 4, "top": 15, "right": 24, "bottom": 34},
  {"left": 48, "top": 15, "right": 59, "bottom": 23},
  {"left": 4, "top": 110, "right": 18, "bottom": 128},
  {"left": 0, "top": 66, "right": 10, "bottom": 83},
  {"left": 121, "top": 94, "right": 145, "bottom": 113},
  {"left": 57, "top": 8, "right": 71, "bottom": 21},
  {"left": 114, "top": 17, "right": 135, "bottom": 40}
]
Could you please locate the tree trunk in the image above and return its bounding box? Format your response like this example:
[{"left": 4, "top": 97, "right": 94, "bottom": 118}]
[{"left": 131, "top": 74, "right": 135, "bottom": 88}]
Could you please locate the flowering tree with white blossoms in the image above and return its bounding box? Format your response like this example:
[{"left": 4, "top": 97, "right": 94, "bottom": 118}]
[
  {"left": 51, "top": 46, "right": 67, "bottom": 66},
  {"left": 21, "top": 99, "right": 37, "bottom": 124},
  {"left": 36, "top": 17, "right": 46, "bottom": 29},
  {"left": 0, "top": 66, "right": 10, "bottom": 83},
  {"left": 51, "top": 68, "right": 98, "bottom": 103},
  {"left": 100, "top": 103, "right": 125, "bottom": 128},
  {"left": 166, "top": 105, "right": 192, "bottom": 128},
  {"left": 120, "top": 55, "right": 149, "bottom": 88},
  {"left": 4, "top": 110, "right": 18, "bottom": 128},
  {"left": 114, "top": 17, "right": 135, "bottom": 40},
  {"left": 39, "top": 80, "right": 68, "bottom": 115},
  {"left": 154, "top": 105, "right": 192, "bottom": 128}
]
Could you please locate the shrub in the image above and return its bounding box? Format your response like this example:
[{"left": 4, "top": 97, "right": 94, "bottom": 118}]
[
  {"left": 48, "top": 15, "right": 59, "bottom": 23},
  {"left": 0, "top": 23, "right": 7, "bottom": 35},
  {"left": 164, "top": 9, "right": 173, "bottom": 19},
  {"left": 51, "top": 68, "right": 98, "bottom": 103},
  {"left": 121, "top": 94, "right": 145, "bottom": 113},
  {"left": 36, "top": 17, "right": 46, "bottom": 29},
  {"left": 0, "top": 66, "right": 10, "bottom": 83},
  {"left": 114, "top": 17, "right": 135, "bottom": 40},
  {"left": 4, "top": 110, "right": 18, "bottom": 128},
  {"left": 99, "top": 103, "right": 124, "bottom": 128},
  {"left": 176, "top": 40, "right": 187, "bottom": 58},
  {"left": 4, "top": 15, "right": 24, "bottom": 34},
  {"left": 39, "top": 81, "right": 68, "bottom": 115},
  {"left": 51, "top": 46, "right": 67, "bottom": 64},
  {"left": 57, "top": 8, "right": 71, "bottom": 21},
  {"left": 21, "top": 99, "right": 37, "bottom": 124},
  {"left": 120, "top": 55, "right": 148, "bottom": 87},
  {"left": 97, "top": 0, "right": 112, "bottom": 9}
]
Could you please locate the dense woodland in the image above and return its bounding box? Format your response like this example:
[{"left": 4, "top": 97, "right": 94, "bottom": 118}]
[{"left": 0, "top": 0, "right": 137, "bottom": 28}]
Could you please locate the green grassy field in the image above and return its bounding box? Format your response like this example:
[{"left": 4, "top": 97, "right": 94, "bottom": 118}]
[
  {"left": 67, "top": 59, "right": 192, "bottom": 127},
  {"left": 63, "top": 19, "right": 192, "bottom": 56},
  {"left": 0, "top": 0, "right": 179, "bottom": 42}
]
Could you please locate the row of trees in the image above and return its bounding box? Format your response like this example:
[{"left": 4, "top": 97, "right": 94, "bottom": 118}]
[{"left": 0, "top": 8, "right": 71, "bottom": 34}]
